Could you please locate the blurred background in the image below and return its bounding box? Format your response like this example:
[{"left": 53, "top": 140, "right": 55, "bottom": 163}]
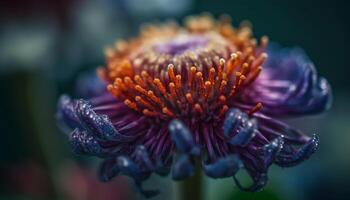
[{"left": 0, "top": 0, "right": 349, "bottom": 199}]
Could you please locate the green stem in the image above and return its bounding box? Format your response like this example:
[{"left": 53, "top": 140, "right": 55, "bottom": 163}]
[{"left": 179, "top": 165, "right": 203, "bottom": 200}]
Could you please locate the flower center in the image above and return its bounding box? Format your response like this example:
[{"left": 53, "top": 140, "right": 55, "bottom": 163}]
[
  {"left": 153, "top": 34, "right": 209, "bottom": 55},
  {"left": 100, "top": 16, "right": 269, "bottom": 122}
]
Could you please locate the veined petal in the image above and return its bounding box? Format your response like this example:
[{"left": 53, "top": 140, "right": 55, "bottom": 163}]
[
  {"left": 256, "top": 113, "right": 310, "bottom": 144},
  {"left": 240, "top": 44, "right": 332, "bottom": 116}
]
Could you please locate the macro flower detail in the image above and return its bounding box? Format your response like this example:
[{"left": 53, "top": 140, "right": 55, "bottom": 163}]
[{"left": 57, "top": 14, "right": 331, "bottom": 197}]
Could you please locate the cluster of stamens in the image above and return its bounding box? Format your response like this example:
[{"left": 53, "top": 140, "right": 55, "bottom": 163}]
[{"left": 99, "top": 14, "right": 269, "bottom": 122}]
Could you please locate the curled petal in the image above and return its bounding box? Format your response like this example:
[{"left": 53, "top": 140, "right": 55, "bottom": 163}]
[
  {"left": 202, "top": 155, "right": 242, "bottom": 178},
  {"left": 172, "top": 154, "right": 195, "bottom": 180},
  {"left": 234, "top": 172, "right": 268, "bottom": 192},
  {"left": 233, "top": 136, "right": 283, "bottom": 192},
  {"left": 241, "top": 45, "right": 332, "bottom": 116},
  {"left": 74, "top": 99, "right": 136, "bottom": 142},
  {"left": 223, "top": 108, "right": 257, "bottom": 146},
  {"left": 275, "top": 134, "right": 319, "bottom": 167},
  {"left": 231, "top": 119, "right": 257, "bottom": 147},
  {"left": 117, "top": 156, "right": 143, "bottom": 179},
  {"left": 223, "top": 108, "right": 242, "bottom": 136},
  {"left": 263, "top": 136, "right": 284, "bottom": 168},
  {"left": 70, "top": 128, "right": 125, "bottom": 157},
  {"left": 256, "top": 114, "right": 309, "bottom": 144},
  {"left": 56, "top": 95, "right": 81, "bottom": 131},
  {"left": 134, "top": 145, "right": 155, "bottom": 171},
  {"left": 114, "top": 156, "right": 159, "bottom": 198},
  {"left": 70, "top": 129, "right": 101, "bottom": 155},
  {"left": 98, "top": 154, "right": 159, "bottom": 198},
  {"left": 169, "top": 119, "right": 200, "bottom": 155}
]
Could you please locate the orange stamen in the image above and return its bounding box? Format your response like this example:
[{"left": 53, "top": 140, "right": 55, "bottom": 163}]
[
  {"left": 240, "top": 63, "right": 250, "bottom": 75},
  {"left": 252, "top": 53, "right": 267, "bottom": 69},
  {"left": 124, "top": 99, "right": 139, "bottom": 111},
  {"left": 219, "top": 80, "right": 227, "bottom": 94},
  {"left": 169, "top": 82, "right": 177, "bottom": 100},
  {"left": 168, "top": 64, "right": 176, "bottom": 82},
  {"left": 189, "top": 66, "right": 197, "bottom": 90},
  {"left": 245, "top": 66, "right": 262, "bottom": 86},
  {"left": 227, "top": 53, "right": 238, "bottom": 76},
  {"left": 249, "top": 102, "right": 263, "bottom": 115},
  {"left": 260, "top": 36, "right": 269, "bottom": 49},
  {"left": 208, "top": 67, "right": 216, "bottom": 83},
  {"left": 114, "top": 78, "right": 126, "bottom": 91},
  {"left": 185, "top": 93, "right": 193, "bottom": 104},
  {"left": 134, "top": 75, "right": 145, "bottom": 87},
  {"left": 218, "top": 105, "right": 229, "bottom": 117},
  {"left": 162, "top": 107, "right": 175, "bottom": 117},
  {"left": 135, "top": 85, "right": 148, "bottom": 96},
  {"left": 153, "top": 78, "right": 167, "bottom": 97},
  {"left": 175, "top": 75, "right": 182, "bottom": 91},
  {"left": 194, "top": 103, "right": 203, "bottom": 114},
  {"left": 143, "top": 109, "right": 158, "bottom": 117},
  {"left": 218, "top": 95, "right": 226, "bottom": 104},
  {"left": 218, "top": 58, "right": 225, "bottom": 80},
  {"left": 123, "top": 76, "right": 135, "bottom": 89},
  {"left": 147, "top": 90, "right": 162, "bottom": 105},
  {"left": 196, "top": 72, "right": 205, "bottom": 96},
  {"left": 135, "top": 96, "right": 155, "bottom": 110},
  {"left": 205, "top": 81, "right": 212, "bottom": 99}
]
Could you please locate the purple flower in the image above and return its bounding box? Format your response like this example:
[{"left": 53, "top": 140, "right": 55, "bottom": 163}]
[{"left": 57, "top": 14, "right": 331, "bottom": 197}]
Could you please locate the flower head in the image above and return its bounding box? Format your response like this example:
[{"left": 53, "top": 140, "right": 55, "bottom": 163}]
[{"left": 57, "top": 14, "right": 331, "bottom": 197}]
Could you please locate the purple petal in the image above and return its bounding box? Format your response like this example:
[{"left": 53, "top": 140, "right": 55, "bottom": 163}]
[
  {"left": 263, "top": 136, "right": 284, "bottom": 168},
  {"left": 169, "top": 119, "right": 200, "bottom": 155},
  {"left": 134, "top": 145, "right": 155, "bottom": 171},
  {"left": 202, "top": 155, "right": 242, "bottom": 178},
  {"left": 240, "top": 44, "right": 332, "bottom": 116},
  {"left": 223, "top": 108, "right": 257, "bottom": 146},
  {"left": 116, "top": 156, "right": 143, "bottom": 178},
  {"left": 234, "top": 135, "right": 283, "bottom": 191},
  {"left": 70, "top": 129, "right": 102, "bottom": 155},
  {"left": 56, "top": 95, "right": 81, "bottom": 131},
  {"left": 256, "top": 114, "right": 309, "bottom": 144},
  {"left": 275, "top": 134, "right": 319, "bottom": 167},
  {"left": 115, "top": 156, "right": 159, "bottom": 198},
  {"left": 74, "top": 99, "right": 137, "bottom": 142},
  {"left": 98, "top": 153, "right": 161, "bottom": 198},
  {"left": 255, "top": 114, "right": 319, "bottom": 167}
]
